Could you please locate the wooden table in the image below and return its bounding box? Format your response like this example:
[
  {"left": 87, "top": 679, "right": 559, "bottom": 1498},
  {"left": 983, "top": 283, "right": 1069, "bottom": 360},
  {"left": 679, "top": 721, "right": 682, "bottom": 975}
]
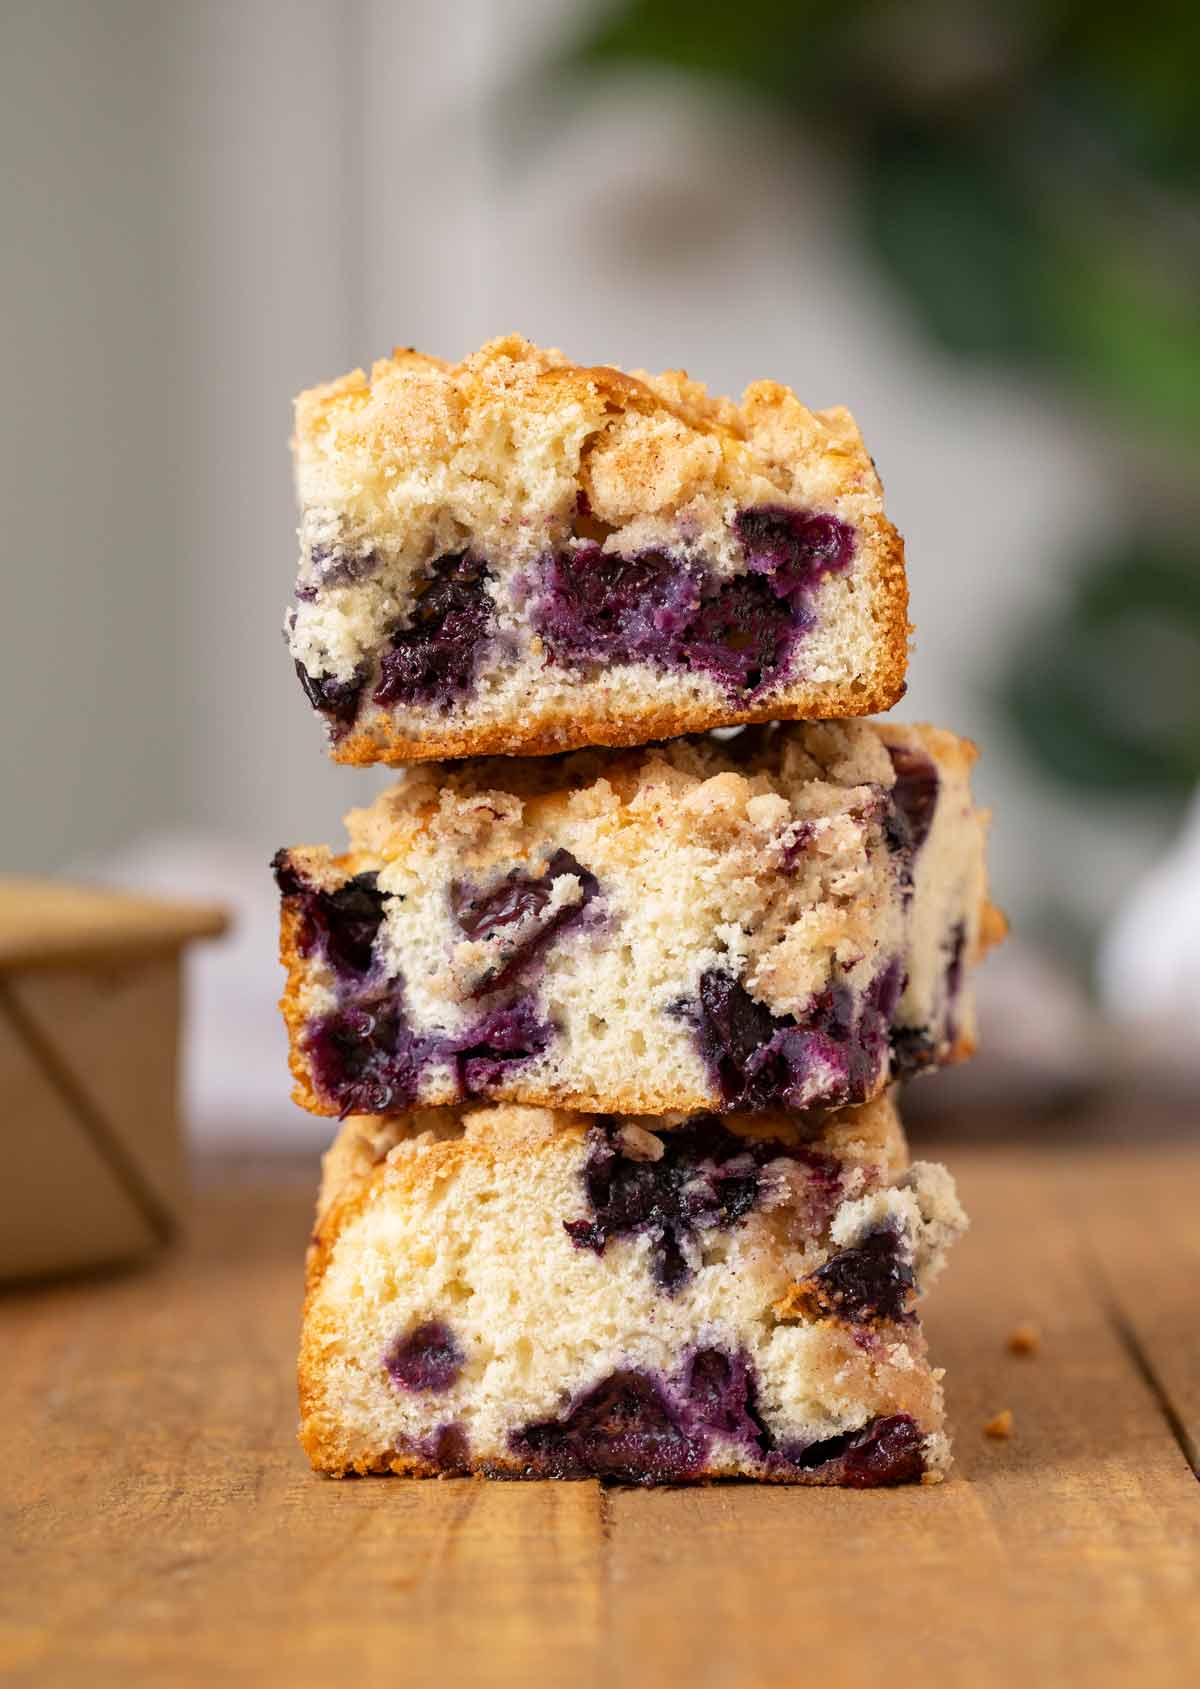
[{"left": 5, "top": 1134, "right": 1200, "bottom": 1688}]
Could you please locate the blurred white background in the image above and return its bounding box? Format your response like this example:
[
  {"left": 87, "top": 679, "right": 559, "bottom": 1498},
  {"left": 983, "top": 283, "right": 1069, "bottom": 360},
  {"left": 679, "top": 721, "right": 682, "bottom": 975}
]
[{"left": 1, "top": 0, "right": 1189, "bottom": 1141}]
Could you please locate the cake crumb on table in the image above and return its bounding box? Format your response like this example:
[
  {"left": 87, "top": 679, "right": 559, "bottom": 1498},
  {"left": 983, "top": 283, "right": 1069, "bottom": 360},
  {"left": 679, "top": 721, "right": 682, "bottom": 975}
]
[
  {"left": 1007, "top": 1323, "right": 1040, "bottom": 1356},
  {"left": 984, "top": 1409, "right": 1015, "bottom": 1440}
]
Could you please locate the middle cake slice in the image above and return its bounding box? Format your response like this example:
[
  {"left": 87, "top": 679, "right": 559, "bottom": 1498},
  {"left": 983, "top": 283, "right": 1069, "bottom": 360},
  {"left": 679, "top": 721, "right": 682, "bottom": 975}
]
[{"left": 276, "top": 718, "right": 996, "bottom": 1120}]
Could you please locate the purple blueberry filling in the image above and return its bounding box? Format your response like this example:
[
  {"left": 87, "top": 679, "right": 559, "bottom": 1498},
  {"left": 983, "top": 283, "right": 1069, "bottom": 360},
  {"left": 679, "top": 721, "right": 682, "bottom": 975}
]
[
  {"left": 683, "top": 1348, "right": 770, "bottom": 1450},
  {"left": 454, "top": 1000, "right": 555, "bottom": 1094},
  {"left": 394, "top": 1422, "right": 471, "bottom": 1473},
  {"left": 276, "top": 855, "right": 577, "bottom": 1113},
  {"left": 508, "top": 1355, "right": 926, "bottom": 1486},
  {"left": 294, "top": 506, "right": 854, "bottom": 729},
  {"left": 884, "top": 744, "right": 940, "bottom": 860},
  {"left": 773, "top": 1413, "right": 926, "bottom": 1487},
  {"left": 273, "top": 854, "right": 387, "bottom": 974},
  {"left": 450, "top": 849, "right": 600, "bottom": 995},
  {"left": 807, "top": 1227, "right": 916, "bottom": 1323},
  {"left": 294, "top": 660, "right": 368, "bottom": 733},
  {"left": 304, "top": 993, "right": 552, "bottom": 1117},
  {"left": 683, "top": 964, "right": 906, "bottom": 1113},
  {"left": 563, "top": 1116, "right": 838, "bottom": 1293},
  {"left": 373, "top": 551, "right": 496, "bottom": 710},
  {"left": 533, "top": 505, "right": 854, "bottom": 697},
  {"left": 385, "top": 1320, "right": 465, "bottom": 1393},
  {"left": 509, "top": 1370, "right": 707, "bottom": 1485}
]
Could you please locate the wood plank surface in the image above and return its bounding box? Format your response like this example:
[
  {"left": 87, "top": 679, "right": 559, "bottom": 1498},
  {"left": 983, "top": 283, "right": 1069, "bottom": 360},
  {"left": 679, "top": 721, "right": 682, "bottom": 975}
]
[{"left": 3, "top": 1137, "right": 1199, "bottom": 1689}]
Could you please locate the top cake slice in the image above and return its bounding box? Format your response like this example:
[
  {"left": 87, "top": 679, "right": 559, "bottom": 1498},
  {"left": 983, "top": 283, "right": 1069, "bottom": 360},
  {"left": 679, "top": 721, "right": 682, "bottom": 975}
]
[{"left": 287, "top": 334, "right": 909, "bottom": 763}]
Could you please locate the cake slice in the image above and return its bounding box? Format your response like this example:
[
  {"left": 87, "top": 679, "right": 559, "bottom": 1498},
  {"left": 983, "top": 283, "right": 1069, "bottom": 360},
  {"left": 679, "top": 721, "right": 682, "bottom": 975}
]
[
  {"left": 286, "top": 334, "right": 909, "bottom": 763},
  {"left": 299, "top": 1095, "right": 965, "bottom": 1484},
  {"left": 275, "top": 719, "right": 1000, "bottom": 1121}
]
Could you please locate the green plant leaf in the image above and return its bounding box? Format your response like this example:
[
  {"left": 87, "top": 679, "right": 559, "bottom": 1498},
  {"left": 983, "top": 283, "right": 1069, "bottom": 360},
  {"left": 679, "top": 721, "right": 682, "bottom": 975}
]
[{"left": 999, "top": 546, "right": 1200, "bottom": 799}]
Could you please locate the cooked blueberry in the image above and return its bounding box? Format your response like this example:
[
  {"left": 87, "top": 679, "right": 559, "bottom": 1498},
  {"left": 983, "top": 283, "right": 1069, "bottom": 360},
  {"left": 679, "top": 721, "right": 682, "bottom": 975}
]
[
  {"left": 533, "top": 514, "right": 851, "bottom": 699},
  {"left": 808, "top": 1228, "right": 916, "bottom": 1323},
  {"left": 535, "top": 546, "right": 701, "bottom": 667},
  {"left": 509, "top": 1369, "right": 706, "bottom": 1484},
  {"left": 270, "top": 848, "right": 306, "bottom": 899},
  {"left": 686, "top": 965, "right": 907, "bottom": 1111},
  {"left": 563, "top": 1116, "right": 835, "bottom": 1294},
  {"left": 274, "top": 859, "right": 387, "bottom": 975},
  {"left": 374, "top": 552, "right": 495, "bottom": 709},
  {"left": 681, "top": 575, "right": 803, "bottom": 692},
  {"left": 308, "top": 545, "right": 380, "bottom": 590},
  {"left": 294, "top": 658, "right": 366, "bottom": 728},
  {"left": 778, "top": 820, "right": 818, "bottom": 870},
  {"left": 687, "top": 971, "right": 844, "bottom": 1110},
  {"left": 777, "top": 1414, "right": 925, "bottom": 1487},
  {"left": 734, "top": 505, "right": 855, "bottom": 593},
  {"left": 384, "top": 1321, "right": 465, "bottom": 1393},
  {"left": 428, "top": 1423, "right": 471, "bottom": 1473},
  {"left": 683, "top": 1348, "right": 770, "bottom": 1452},
  {"left": 885, "top": 745, "right": 940, "bottom": 857},
  {"left": 450, "top": 849, "right": 600, "bottom": 994},
  {"left": 453, "top": 1000, "right": 553, "bottom": 1093},
  {"left": 305, "top": 990, "right": 552, "bottom": 1117},
  {"left": 305, "top": 999, "right": 426, "bottom": 1116}
]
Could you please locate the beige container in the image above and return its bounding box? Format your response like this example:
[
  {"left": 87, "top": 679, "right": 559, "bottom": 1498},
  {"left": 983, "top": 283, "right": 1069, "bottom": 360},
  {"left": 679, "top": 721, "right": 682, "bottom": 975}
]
[{"left": 0, "top": 879, "right": 227, "bottom": 1280}]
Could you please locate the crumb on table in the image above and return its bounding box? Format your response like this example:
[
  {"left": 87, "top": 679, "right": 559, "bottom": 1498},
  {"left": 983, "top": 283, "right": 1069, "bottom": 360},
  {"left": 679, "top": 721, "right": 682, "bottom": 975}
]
[
  {"left": 1007, "top": 1323, "right": 1040, "bottom": 1356},
  {"left": 984, "top": 1409, "right": 1015, "bottom": 1440}
]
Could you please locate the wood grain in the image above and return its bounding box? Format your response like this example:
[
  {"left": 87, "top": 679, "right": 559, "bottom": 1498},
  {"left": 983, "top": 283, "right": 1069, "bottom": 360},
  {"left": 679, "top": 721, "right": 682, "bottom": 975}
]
[{"left": 3, "top": 1138, "right": 1199, "bottom": 1689}]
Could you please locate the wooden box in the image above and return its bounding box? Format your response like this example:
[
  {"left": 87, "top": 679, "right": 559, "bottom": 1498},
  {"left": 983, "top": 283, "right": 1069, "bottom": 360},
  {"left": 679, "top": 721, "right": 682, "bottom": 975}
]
[{"left": 0, "top": 879, "right": 227, "bottom": 1280}]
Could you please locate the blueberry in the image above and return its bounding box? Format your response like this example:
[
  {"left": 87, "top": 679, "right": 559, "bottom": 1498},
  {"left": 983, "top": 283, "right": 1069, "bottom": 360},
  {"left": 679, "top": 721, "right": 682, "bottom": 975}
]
[
  {"left": 533, "top": 506, "right": 854, "bottom": 700},
  {"left": 677, "top": 575, "right": 802, "bottom": 692},
  {"left": 453, "top": 1000, "right": 554, "bottom": 1093},
  {"left": 890, "top": 1027, "right": 938, "bottom": 1080},
  {"left": 305, "top": 999, "right": 426, "bottom": 1116},
  {"left": 534, "top": 546, "right": 701, "bottom": 668},
  {"left": 685, "top": 965, "right": 907, "bottom": 1111},
  {"left": 734, "top": 506, "right": 855, "bottom": 594},
  {"left": 777, "top": 1414, "right": 926, "bottom": 1486},
  {"left": 683, "top": 1348, "right": 770, "bottom": 1451},
  {"left": 303, "top": 992, "right": 552, "bottom": 1118},
  {"left": 273, "top": 856, "right": 387, "bottom": 975},
  {"left": 384, "top": 1321, "right": 465, "bottom": 1392},
  {"left": 807, "top": 1228, "right": 916, "bottom": 1323},
  {"left": 294, "top": 659, "right": 367, "bottom": 729},
  {"left": 450, "top": 849, "right": 600, "bottom": 994},
  {"left": 374, "top": 552, "right": 495, "bottom": 709},
  {"left": 563, "top": 1116, "right": 836, "bottom": 1294},
  {"left": 885, "top": 745, "right": 940, "bottom": 857},
  {"left": 509, "top": 1370, "right": 707, "bottom": 1484}
]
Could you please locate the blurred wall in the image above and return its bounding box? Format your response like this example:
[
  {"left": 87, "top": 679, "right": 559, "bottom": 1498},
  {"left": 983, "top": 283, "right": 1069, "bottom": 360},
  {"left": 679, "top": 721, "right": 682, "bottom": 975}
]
[{"left": 0, "top": 0, "right": 1161, "bottom": 939}]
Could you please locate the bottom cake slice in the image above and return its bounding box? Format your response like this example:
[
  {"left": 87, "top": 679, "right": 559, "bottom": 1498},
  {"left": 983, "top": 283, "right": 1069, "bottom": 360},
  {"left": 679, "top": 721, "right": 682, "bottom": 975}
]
[{"left": 300, "top": 1095, "right": 965, "bottom": 1485}]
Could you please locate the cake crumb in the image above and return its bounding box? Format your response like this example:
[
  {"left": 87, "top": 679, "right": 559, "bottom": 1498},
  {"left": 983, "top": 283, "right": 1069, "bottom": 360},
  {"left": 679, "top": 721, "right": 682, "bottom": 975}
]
[
  {"left": 1007, "top": 1323, "right": 1040, "bottom": 1356},
  {"left": 984, "top": 1409, "right": 1014, "bottom": 1440}
]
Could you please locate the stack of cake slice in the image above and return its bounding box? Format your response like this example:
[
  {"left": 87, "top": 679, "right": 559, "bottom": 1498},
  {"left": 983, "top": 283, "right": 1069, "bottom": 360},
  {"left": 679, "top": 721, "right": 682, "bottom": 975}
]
[{"left": 275, "top": 336, "right": 1001, "bottom": 1486}]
